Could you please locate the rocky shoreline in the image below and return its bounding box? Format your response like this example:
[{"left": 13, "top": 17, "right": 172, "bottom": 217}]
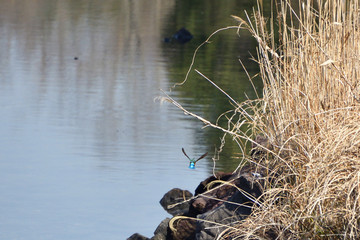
[{"left": 127, "top": 166, "right": 264, "bottom": 240}]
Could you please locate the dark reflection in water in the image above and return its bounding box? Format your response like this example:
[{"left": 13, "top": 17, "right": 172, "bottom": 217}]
[{"left": 0, "top": 0, "right": 267, "bottom": 239}]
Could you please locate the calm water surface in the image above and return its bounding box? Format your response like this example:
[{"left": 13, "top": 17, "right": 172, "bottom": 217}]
[{"left": 0, "top": 0, "right": 262, "bottom": 239}]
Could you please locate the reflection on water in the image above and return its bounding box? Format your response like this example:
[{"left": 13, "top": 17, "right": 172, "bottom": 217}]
[{"left": 0, "top": 0, "right": 263, "bottom": 239}]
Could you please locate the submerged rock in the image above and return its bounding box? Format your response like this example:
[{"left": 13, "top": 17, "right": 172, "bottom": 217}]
[{"left": 164, "top": 28, "right": 193, "bottom": 44}]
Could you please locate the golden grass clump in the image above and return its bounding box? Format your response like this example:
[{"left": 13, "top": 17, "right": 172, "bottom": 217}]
[{"left": 224, "top": 0, "right": 360, "bottom": 239}]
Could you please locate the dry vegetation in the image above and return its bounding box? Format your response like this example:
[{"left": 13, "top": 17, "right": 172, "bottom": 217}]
[
  {"left": 164, "top": 0, "right": 360, "bottom": 239},
  {"left": 221, "top": 0, "right": 360, "bottom": 239}
]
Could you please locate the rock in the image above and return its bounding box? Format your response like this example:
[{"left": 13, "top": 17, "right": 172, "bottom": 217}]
[
  {"left": 167, "top": 168, "right": 263, "bottom": 239},
  {"left": 164, "top": 28, "right": 193, "bottom": 43},
  {"left": 188, "top": 172, "right": 234, "bottom": 217},
  {"left": 151, "top": 234, "right": 166, "bottom": 240},
  {"left": 172, "top": 28, "right": 193, "bottom": 43},
  {"left": 131, "top": 166, "right": 265, "bottom": 240},
  {"left": 160, "top": 188, "right": 193, "bottom": 216},
  {"left": 195, "top": 175, "right": 262, "bottom": 239},
  {"left": 151, "top": 218, "right": 170, "bottom": 240},
  {"left": 194, "top": 172, "right": 233, "bottom": 196},
  {"left": 169, "top": 217, "right": 197, "bottom": 240},
  {"left": 127, "top": 233, "right": 150, "bottom": 240},
  {"left": 191, "top": 198, "right": 207, "bottom": 213}
]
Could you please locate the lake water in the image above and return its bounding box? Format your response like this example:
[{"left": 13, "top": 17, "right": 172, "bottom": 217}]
[{"left": 0, "top": 0, "right": 262, "bottom": 239}]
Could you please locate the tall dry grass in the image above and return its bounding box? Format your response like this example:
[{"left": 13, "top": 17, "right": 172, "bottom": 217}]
[
  {"left": 222, "top": 0, "right": 360, "bottom": 239},
  {"left": 162, "top": 0, "right": 360, "bottom": 238}
]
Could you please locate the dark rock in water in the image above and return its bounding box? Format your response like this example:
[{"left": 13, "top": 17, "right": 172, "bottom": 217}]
[
  {"left": 164, "top": 37, "right": 171, "bottom": 43},
  {"left": 127, "top": 233, "right": 150, "bottom": 240},
  {"left": 151, "top": 234, "right": 167, "bottom": 240},
  {"left": 169, "top": 217, "right": 197, "bottom": 240},
  {"left": 164, "top": 28, "right": 193, "bottom": 44},
  {"left": 130, "top": 166, "right": 265, "bottom": 240},
  {"left": 187, "top": 172, "right": 234, "bottom": 217},
  {"left": 166, "top": 168, "right": 263, "bottom": 239},
  {"left": 196, "top": 174, "right": 262, "bottom": 239},
  {"left": 194, "top": 172, "right": 233, "bottom": 196},
  {"left": 160, "top": 188, "right": 193, "bottom": 216},
  {"left": 151, "top": 218, "right": 170, "bottom": 240},
  {"left": 172, "top": 28, "right": 193, "bottom": 43}
]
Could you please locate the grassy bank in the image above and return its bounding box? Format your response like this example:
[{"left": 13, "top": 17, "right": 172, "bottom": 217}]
[{"left": 222, "top": 0, "right": 360, "bottom": 239}]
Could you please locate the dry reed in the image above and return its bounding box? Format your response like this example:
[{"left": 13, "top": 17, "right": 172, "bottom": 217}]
[
  {"left": 163, "top": 0, "right": 360, "bottom": 238},
  {"left": 223, "top": 0, "right": 360, "bottom": 239}
]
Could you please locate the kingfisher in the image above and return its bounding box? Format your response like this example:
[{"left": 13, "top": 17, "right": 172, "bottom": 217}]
[{"left": 182, "top": 148, "right": 208, "bottom": 169}]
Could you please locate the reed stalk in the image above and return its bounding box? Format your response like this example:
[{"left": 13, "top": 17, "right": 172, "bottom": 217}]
[{"left": 222, "top": 0, "right": 360, "bottom": 238}]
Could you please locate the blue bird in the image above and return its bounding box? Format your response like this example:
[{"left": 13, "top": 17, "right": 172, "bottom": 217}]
[{"left": 182, "top": 148, "right": 208, "bottom": 169}]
